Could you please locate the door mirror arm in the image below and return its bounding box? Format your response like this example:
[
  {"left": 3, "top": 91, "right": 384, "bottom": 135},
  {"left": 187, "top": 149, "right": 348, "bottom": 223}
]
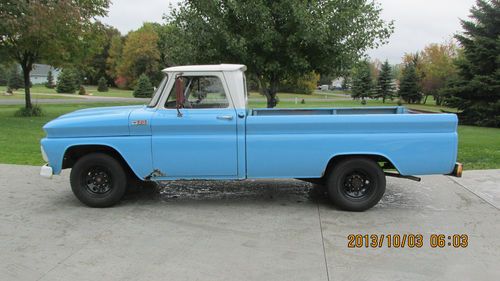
[{"left": 175, "top": 73, "right": 184, "bottom": 117}]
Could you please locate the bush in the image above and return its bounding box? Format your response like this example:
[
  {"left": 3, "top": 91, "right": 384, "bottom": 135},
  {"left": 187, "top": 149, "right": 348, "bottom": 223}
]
[
  {"left": 78, "top": 85, "right": 86, "bottom": 95},
  {"left": 14, "top": 105, "right": 43, "bottom": 117},
  {"left": 114, "top": 76, "right": 128, "bottom": 89},
  {"left": 56, "top": 69, "right": 78, "bottom": 93},
  {"left": 97, "top": 77, "right": 108, "bottom": 92},
  {"left": 279, "top": 72, "right": 320, "bottom": 95},
  {"left": 133, "top": 74, "right": 153, "bottom": 98}
]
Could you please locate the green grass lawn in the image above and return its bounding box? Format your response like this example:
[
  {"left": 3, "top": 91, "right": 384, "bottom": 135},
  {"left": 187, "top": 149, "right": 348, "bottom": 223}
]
[
  {"left": 3, "top": 85, "right": 135, "bottom": 98},
  {"left": 0, "top": 102, "right": 497, "bottom": 170}
]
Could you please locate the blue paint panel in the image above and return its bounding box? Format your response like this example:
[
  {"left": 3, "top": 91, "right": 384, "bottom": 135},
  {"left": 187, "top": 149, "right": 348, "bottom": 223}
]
[
  {"left": 41, "top": 136, "right": 153, "bottom": 179},
  {"left": 151, "top": 108, "right": 238, "bottom": 177},
  {"left": 246, "top": 113, "right": 458, "bottom": 177}
]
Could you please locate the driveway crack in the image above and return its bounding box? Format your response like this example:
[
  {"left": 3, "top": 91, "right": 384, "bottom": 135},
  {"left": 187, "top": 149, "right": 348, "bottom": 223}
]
[{"left": 317, "top": 204, "right": 330, "bottom": 281}]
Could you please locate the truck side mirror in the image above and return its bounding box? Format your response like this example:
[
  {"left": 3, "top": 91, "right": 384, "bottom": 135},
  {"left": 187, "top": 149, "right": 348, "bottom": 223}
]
[{"left": 175, "top": 76, "right": 184, "bottom": 117}]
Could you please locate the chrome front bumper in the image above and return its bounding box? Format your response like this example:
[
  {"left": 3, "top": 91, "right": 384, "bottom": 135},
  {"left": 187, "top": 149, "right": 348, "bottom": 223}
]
[{"left": 40, "top": 164, "right": 53, "bottom": 179}]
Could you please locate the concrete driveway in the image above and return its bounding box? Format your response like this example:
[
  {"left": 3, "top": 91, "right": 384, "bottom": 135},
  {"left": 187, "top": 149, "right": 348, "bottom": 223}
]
[{"left": 0, "top": 164, "right": 499, "bottom": 281}]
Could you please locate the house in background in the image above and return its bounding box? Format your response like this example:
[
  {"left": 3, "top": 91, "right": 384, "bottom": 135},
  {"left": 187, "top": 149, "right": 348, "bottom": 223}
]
[{"left": 27, "top": 64, "right": 61, "bottom": 85}]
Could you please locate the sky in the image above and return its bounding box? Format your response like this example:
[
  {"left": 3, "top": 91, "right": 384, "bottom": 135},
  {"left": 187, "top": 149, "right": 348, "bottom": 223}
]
[{"left": 100, "top": 0, "right": 477, "bottom": 64}]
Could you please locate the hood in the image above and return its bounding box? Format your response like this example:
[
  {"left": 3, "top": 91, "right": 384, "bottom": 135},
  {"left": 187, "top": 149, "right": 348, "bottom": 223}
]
[{"left": 43, "top": 105, "right": 144, "bottom": 138}]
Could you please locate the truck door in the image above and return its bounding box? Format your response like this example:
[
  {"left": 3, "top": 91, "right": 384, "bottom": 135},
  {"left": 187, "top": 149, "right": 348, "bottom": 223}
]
[{"left": 151, "top": 74, "right": 238, "bottom": 178}]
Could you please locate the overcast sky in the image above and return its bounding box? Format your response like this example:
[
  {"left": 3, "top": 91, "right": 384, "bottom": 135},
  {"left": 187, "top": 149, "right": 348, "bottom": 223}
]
[{"left": 100, "top": 0, "right": 477, "bottom": 64}]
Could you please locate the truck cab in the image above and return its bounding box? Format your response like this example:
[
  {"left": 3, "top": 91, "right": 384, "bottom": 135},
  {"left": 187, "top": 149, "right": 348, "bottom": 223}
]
[{"left": 40, "top": 64, "right": 462, "bottom": 211}]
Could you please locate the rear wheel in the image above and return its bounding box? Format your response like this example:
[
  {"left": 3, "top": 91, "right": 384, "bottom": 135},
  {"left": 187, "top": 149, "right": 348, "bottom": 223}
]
[
  {"left": 70, "top": 153, "right": 127, "bottom": 207},
  {"left": 327, "top": 158, "right": 386, "bottom": 211}
]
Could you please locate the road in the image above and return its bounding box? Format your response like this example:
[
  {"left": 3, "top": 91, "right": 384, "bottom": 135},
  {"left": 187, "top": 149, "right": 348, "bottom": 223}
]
[{"left": 0, "top": 164, "right": 498, "bottom": 281}]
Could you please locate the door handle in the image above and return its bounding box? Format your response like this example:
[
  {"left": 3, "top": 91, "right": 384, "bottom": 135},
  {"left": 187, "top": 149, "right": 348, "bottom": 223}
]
[{"left": 216, "top": 115, "right": 234, "bottom": 121}]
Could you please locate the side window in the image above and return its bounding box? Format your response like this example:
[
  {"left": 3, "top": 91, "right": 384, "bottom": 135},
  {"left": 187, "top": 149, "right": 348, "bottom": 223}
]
[{"left": 165, "top": 76, "right": 230, "bottom": 109}]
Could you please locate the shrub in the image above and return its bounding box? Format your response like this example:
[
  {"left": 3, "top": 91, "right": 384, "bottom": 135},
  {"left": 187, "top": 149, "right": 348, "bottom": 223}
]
[
  {"left": 78, "top": 85, "right": 86, "bottom": 95},
  {"left": 15, "top": 105, "right": 43, "bottom": 117},
  {"left": 114, "top": 76, "right": 128, "bottom": 89},
  {"left": 56, "top": 69, "right": 78, "bottom": 93},
  {"left": 97, "top": 77, "right": 108, "bottom": 92},
  {"left": 133, "top": 74, "right": 153, "bottom": 98}
]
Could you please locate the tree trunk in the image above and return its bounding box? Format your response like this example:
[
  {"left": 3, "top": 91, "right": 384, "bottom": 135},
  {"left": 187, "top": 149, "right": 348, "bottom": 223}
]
[
  {"left": 257, "top": 76, "right": 278, "bottom": 108},
  {"left": 21, "top": 64, "right": 33, "bottom": 110},
  {"left": 423, "top": 94, "right": 428, "bottom": 104},
  {"left": 382, "top": 96, "right": 386, "bottom": 103}
]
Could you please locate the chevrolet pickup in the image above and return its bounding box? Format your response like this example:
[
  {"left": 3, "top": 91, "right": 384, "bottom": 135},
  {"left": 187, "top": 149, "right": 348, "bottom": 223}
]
[{"left": 40, "top": 64, "right": 462, "bottom": 211}]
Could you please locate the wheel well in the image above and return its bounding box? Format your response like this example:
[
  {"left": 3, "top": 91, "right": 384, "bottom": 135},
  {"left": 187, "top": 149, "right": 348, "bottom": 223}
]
[
  {"left": 62, "top": 145, "right": 138, "bottom": 180},
  {"left": 324, "top": 154, "right": 397, "bottom": 177}
]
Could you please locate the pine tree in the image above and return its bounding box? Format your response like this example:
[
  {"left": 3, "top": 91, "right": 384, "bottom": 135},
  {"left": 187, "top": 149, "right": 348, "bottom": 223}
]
[
  {"left": 133, "top": 74, "right": 153, "bottom": 98},
  {"left": 7, "top": 68, "right": 24, "bottom": 90},
  {"left": 45, "top": 70, "right": 55, "bottom": 89},
  {"left": 97, "top": 77, "right": 108, "bottom": 92},
  {"left": 377, "top": 60, "right": 395, "bottom": 103},
  {"left": 444, "top": 0, "right": 500, "bottom": 127},
  {"left": 351, "top": 60, "right": 373, "bottom": 101},
  {"left": 399, "top": 62, "right": 422, "bottom": 104},
  {"left": 56, "top": 69, "right": 78, "bottom": 93}
]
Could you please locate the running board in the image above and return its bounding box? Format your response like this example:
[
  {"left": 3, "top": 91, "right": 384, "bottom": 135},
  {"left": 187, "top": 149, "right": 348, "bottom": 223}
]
[{"left": 384, "top": 172, "right": 421, "bottom": 182}]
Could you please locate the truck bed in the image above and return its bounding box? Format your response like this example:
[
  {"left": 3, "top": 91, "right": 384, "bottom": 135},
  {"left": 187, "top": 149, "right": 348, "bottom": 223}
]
[{"left": 251, "top": 106, "right": 408, "bottom": 116}]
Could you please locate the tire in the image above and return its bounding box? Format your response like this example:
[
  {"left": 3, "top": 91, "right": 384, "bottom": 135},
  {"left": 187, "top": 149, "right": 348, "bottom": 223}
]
[
  {"left": 326, "top": 157, "right": 386, "bottom": 212},
  {"left": 70, "top": 153, "right": 127, "bottom": 207}
]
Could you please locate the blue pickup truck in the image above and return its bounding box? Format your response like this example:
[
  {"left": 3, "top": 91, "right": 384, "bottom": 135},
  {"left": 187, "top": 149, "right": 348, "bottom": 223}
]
[{"left": 40, "top": 64, "right": 462, "bottom": 211}]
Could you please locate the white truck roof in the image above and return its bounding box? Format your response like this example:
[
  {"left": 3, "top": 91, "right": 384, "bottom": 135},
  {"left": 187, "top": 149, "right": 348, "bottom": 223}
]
[{"left": 162, "top": 64, "right": 247, "bottom": 73}]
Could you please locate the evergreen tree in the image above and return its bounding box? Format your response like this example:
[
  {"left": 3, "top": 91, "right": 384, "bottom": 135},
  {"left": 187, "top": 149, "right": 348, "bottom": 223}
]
[
  {"left": 133, "top": 74, "right": 153, "bottom": 98},
  {"left": 97, "top": 77, "right": 108, "bottom": 92},
  {"left": 351, "top": 60, "right": 373, "bottom": 100},
  {"left": 0, "top": 64, "right": 9, "bottom": 86},
  {"left": 45, "top": 70, "right": 55, "bottom": 89},
  {"left": 444, "top": 0, "right": 500, "bottom": 127},
  {"left": 376, "top": 60, "right": 395, "bottom": 103},
  {"left": 56, "top": 69, "right": 78, "bottom": 93},
  {"left": 7, "top": 68, "right": 24, "bottom": 90},
  {"left": 399, "top": 61, "right": 422, "bottom": 104}
]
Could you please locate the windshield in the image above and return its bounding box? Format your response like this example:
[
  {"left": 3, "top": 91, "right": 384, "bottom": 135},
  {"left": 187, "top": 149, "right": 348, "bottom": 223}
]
[{"left": 147, "top": 75, "right": 168, "bottom": 107}]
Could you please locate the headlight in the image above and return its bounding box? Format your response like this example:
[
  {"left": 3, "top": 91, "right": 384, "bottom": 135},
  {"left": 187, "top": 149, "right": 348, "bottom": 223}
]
[{"left": 41, "top": 145, "right": 49, "bottom": 162}]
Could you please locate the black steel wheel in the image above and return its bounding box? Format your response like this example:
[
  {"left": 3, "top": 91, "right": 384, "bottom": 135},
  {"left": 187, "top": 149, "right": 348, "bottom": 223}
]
[
  {"left": 70, "top": 153, "right": 127, "bottom": 207},
  {"left": 327, "top": 157, "right": 386, "bottom": 211}
]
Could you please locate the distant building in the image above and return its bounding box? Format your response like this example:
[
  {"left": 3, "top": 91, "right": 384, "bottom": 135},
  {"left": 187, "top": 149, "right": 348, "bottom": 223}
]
[
  {"left": 24, "top": 64, "right": 61, "bottom": 85},
  {"left": 331, "top": 78, "right": 344, "bottom": 89}
]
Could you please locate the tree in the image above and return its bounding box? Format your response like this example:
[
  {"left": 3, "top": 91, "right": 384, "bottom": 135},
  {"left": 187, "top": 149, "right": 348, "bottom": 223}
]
[
  {"left": 0, "top": 0, "right": 110, "bottom": 114},
  {"left": 7, "top": 67, "right": 24, "bottom": 90},
  {"left": 45, "top": 70, "right": 55, "bottom": 89},
  {"left": 80, "top": 25, "right": 121, "bottom": 85},
  {"left": 419, "top": 42, "right": 458, "bottom": 105},
  {"left": 168, "top": 0, "right": 393, "bottom": 107},
  {"left": 444, "top": 0, "right": 500, "bottom": 127},
  {"left": 376, "top": 60, "right": 395, "bottom": 103},
  {"left": 351, "top": 60, "right": 373, "bottom": 101},
  {"left": 56, "top": 69, "right": 78, "bottom": 94},
  {"left": 279, "top": 72, "right": 320, "bottom": 95},
  {"left": 133, "top": 74, "right": 154, "bottom": 98},
  {"left": 106, "top": 35, "right": 124, "bottom": 81},
  {"left": 117, "top": 23, "right": 161, "bottom": 88},
  {"left": 399, "top": 60, "right": 422, "bottom": 104},
  {"left": 97, "top": 77, "right": 108, "bottom": 92}
]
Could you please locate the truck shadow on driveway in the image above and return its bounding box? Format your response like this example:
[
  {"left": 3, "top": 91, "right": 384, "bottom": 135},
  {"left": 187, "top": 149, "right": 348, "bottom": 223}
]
[{"left": 121, "top": 179, "right": 333, "bottom": 207}]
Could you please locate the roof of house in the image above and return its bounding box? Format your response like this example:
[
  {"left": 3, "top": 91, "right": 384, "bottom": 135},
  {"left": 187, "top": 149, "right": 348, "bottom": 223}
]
[
  {"left": 162, "top": 64, "right": 247, "bottom": 73},
  {"left": 30, "top": 64, "right": 57, "bottom": 77}
]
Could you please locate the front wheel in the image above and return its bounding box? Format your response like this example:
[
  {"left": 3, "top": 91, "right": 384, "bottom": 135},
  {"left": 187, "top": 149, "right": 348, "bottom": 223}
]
[
  {"left": 327, "top": 158, "right": 386, "bottom": 211},
  {"left": 70, "top": 153, "right": 127, "bottom": 207}
]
